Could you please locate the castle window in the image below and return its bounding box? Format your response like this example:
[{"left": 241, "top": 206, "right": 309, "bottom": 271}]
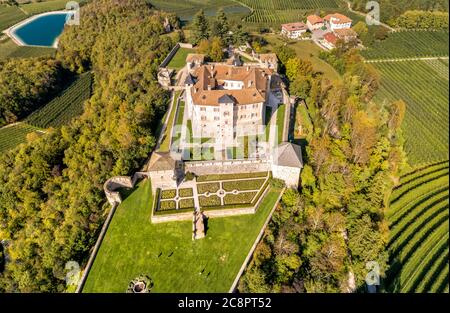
[
  {"left": 201, "top": 116, "right": 207, "bottom": 121},
  {"left": 200, "top": 107, "right": 206, "bottom": 111},
  {"left": 214, "top": 116, "right": 220, "bottom": 121},
  {"left": 213, "top": 108, "right": 219, "bottom": 112}
]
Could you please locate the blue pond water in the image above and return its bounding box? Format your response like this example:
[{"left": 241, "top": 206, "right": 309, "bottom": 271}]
[{"left": 12, "top": 13, "right": 70, "bottom": 47}]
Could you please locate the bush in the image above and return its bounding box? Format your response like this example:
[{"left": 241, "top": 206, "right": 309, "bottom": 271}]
[
  {"left": 269, "top": 178, "right": 285, "bottom": 188},
  {"left": 161, "top": 189, "right": 176, "bottom": 199},
  {"left": 159, "top": 200, "right": 176, "bottom": 211},
  {"left": 184, "top": 172, "right": 196, "bottom": 181},
  {"left": 199, "top": 195, "right": 221, "bottom": 207},
  {"left": 179, "top": 188, "right": 193, "bottom": 197},
  {"left": 197, "top": 183, "right": 220, "bottom": 194},
  {"left": 223, "top": 192, "right": 257, "bottom": 205},
  {"left": 222, "top": 179, "right": 266, "bottom": 192},
  {"left": 179, "top": 198, "right": 195, "bottom": 209}
]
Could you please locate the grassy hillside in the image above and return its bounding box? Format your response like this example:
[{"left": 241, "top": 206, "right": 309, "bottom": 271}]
[
  {"left": 83, "top": 180, "right": 282, "bottom": 292},
  {"left": 385, "top": 161, "right": 449, "bottom": 292}
]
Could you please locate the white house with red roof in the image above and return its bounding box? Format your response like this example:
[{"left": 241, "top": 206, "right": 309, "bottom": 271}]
[
  {"left": 281, "top": 22, "right": 308, "bottom": 39},
  {"left": 324, "top": 13, "right": 352, "bottom": 31},
  {"left": 306, "top": 15, "right": 324, "bottom": 31},
  {"left": 322, "top": 32, "right": 338, "bottom": 50}
]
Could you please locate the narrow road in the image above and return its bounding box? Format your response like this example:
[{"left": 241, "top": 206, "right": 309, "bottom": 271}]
[{"left": 365, "top": 56, "right": 449, "bottom": 63}]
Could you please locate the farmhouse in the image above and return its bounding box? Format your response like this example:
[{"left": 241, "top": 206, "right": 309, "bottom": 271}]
[
  {"left": 333, "top": 28, "right": 358, "bottom": 42},
  {"left": 281, "top": 22, "right": 308, "bottom": 39},
  {"left": 306, "top": 15, "right": 324, "bottom": 31},
  {"left": 323, "top": 32, "right": 338, "bottom": 49},
  {"left": 324, "top": 13, "right": 352, "bottom": 30},
  {"left": 184, "top": 62, "right": 273, "bottom": 149}
]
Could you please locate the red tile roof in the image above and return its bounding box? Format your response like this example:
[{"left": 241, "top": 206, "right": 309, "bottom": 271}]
[
  {"left": 282, "top": 22, "right": 308, "bottom": 32},
  {"left": 307, "top": 15, "right": 324, "bottom": 25},
  {"left": 324, "top": 13, "right": 352, "bottom": 24},
  {"left": 323, "top": 32, "right": 338, "bottom": 45}
]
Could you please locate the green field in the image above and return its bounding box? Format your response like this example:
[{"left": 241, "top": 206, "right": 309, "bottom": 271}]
[
  {"left": 149, "top": 0, "right": 250, "bottom": 21},
  {"left": 20, "top": 0, "right": 81, "bottom": 15},
  {"left": 26, "top": 72, "right": 92, "bottom": 128},
  {"left": 385, "top": 161, "right": 449, "bottom": 293},
  {"left": 0, "top": 38, "right": 56, "bottom": 60},
  {"left": 238, "top": 0, "right": 339, "bottom": 24},
  {"left": 167, "top": 47, "right": 196, "bottom": 70},
  {"left": 82, "top": 180, "right": 282, "bottom": 292},
  {"left": 0, "top": 4, "right": 27, "bottom": 31},
  {"left": 362, "top": 31, "right": 449, "bottom": 60},
  {"left": 0, "top": 123, "right": 41, "bottom": 154},
  {"left": 373, "top": 59, "right": 449, "bottom": 166},
  {"left": 158, "top": 90, "right": 181, "bottom": 152}
]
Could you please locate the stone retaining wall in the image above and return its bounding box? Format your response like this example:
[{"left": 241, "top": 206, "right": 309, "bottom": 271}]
[{"left": 185, "top": 159, "right": 271, "bottom": 176}]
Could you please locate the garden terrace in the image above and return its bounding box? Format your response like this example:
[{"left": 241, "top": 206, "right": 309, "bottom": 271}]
[
  {"left": 222, "top": 179, "right": 266, "bottom": 192},
  {"left": 83, "top": 180, "right": 283, "bottom": 292},
  {"left": 153, "top": 187, "right": 196, "bottom": 215}
]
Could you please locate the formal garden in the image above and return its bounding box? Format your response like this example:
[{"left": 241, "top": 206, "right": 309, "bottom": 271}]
[{"left": 153, "top": 172, "right": 272, "bottom": 215}]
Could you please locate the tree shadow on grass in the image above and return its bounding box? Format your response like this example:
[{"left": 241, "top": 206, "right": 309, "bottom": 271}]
[
  {"left": 119, "top": 185, "right": 139, "bottom": 202},
  {"left": 292, "top": 138, "right": 309, "bottom": 164}
]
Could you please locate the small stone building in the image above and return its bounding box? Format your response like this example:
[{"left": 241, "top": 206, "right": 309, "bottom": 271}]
[
  {"left": 271, "top": 142, "right": 304, "bottom": 188},
  {"left": 147, "top": 152, "right": 181, "bottom": 192}
]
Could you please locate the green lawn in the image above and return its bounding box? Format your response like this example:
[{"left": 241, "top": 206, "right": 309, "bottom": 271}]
[
  {"left": 263, "top": 35, "right": 341, "bottom": 82},
  {"left": 82, "top": 180, "right": 282, "bottom": 292},
  {"left": 167, "top": 47, "right": 196, "bottom": 70},
  {"left": 158, "top": 90, "right": 181, "bottom": 152},
  {"left": 171, "top": 99, "right": 185, "bottom": 147},
  {"left": 294, "top": 104, "right": 313, "bottom": 140},
  {"left": 276, "top": 103, "right": 286, "bottom": 145}
]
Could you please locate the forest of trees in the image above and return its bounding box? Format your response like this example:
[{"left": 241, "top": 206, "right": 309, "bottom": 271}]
[
  {"left": 190, "top": 8, "right": 249, "bottom": 62},
  {"left": 351, "top": 0, "right": 449, "bottom": 25},
  {"left": 394, "top": 10, "right": 449, "bottom": 29},
  {"left": 0, "top": 0, "right": 175, "bottom": 292},
  {"left": 239, "top": 45, "right": 407, "bottom": 292},
  {"left": 0, "top": 59, "right": 65, "bottom": 127}
]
